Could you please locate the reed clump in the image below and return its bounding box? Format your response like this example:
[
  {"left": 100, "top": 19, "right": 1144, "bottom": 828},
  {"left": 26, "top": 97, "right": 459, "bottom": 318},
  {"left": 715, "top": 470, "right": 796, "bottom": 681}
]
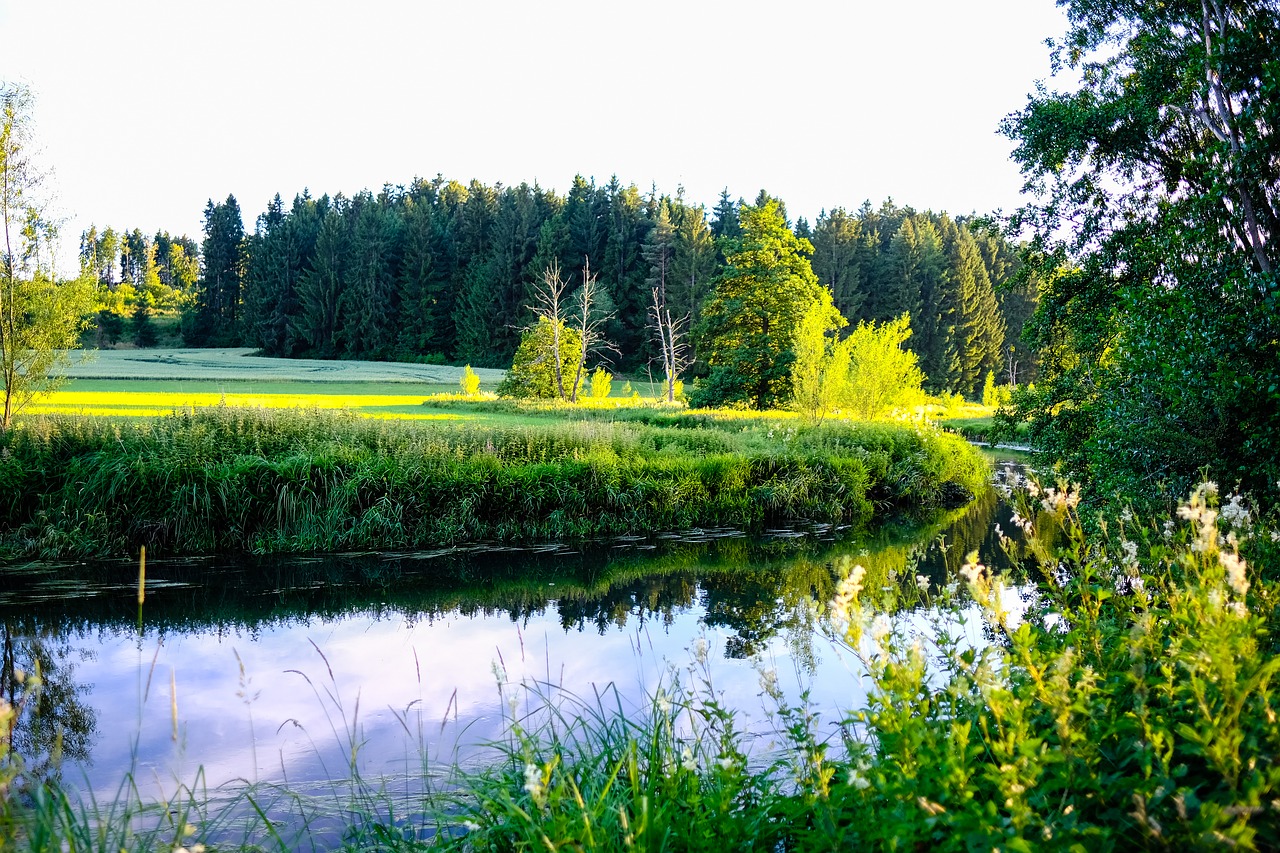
[{"left": 0, "top": 408, "right": 987, "bottom": 559}]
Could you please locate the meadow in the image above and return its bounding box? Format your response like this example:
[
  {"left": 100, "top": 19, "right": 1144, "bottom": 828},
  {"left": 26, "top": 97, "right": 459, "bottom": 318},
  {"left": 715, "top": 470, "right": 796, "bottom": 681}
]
[{"left": 0, "top": 349, "right": 990, "bottom": 560}]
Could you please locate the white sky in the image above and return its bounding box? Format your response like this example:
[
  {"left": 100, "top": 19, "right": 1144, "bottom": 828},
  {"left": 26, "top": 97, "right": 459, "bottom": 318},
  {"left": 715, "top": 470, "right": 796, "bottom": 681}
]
[{"left": 1, "top": 0, "right": 1067, "bottom": 270}]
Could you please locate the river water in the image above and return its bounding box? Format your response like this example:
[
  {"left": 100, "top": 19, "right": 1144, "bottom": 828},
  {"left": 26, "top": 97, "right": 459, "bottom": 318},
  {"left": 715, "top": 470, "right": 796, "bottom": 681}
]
[{"left": 0, "top": 460, "right": 1025, "bottom": 816}]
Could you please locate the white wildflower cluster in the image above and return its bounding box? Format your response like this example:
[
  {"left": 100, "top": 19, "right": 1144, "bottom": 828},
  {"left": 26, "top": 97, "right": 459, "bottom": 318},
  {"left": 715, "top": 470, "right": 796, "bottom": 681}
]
[
  {"left": 915, "top": 574, "right": 931, "bottom": 592},
  {"left": 692, "top": 636, "right": 709, "bottom": 666},
  {"left": 869, "top": 613, "right": 893, "bottom": 648},
  {"left": 655, "top": 688, "right": 673, "bottom": 716},
  {"left": 830, "top": 562, "right": 867, "bottom": 627},
  {"left": 1120, "top": 539, "right": 1140, "bottom": 569},
  {"left": 1175, "top": 482, "right": 1251, "bottom": 612},
  {"left": 523, "top": 762, "right": 547, "bottom": 806},
  {"left": 959, "top": 555, "right": 1018, "bottom": 632},
  {"left": 1177, "top": 482, "right": 1220, "bottom": 553},
  {"left": 757, "top": 665, "right": 782, "bottom": 702},
  {"left": 1220, "top": 492, "right": 1252, "bottom": 533},
  {"left": 680, "top": 745, "right": 698, "bottom": 772},
  {"left": 1220, "top": 550, "right": 1250, "bottom": 599},
  {"left": 1041, "top": 484, "right": 1082, "bottom": 514}
]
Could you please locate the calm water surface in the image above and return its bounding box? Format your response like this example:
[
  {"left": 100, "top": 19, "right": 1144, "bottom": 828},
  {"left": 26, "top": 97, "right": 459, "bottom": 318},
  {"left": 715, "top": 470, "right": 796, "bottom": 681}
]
[{"left": 1, "top": 464, "right": 1025, "bottom": 806}]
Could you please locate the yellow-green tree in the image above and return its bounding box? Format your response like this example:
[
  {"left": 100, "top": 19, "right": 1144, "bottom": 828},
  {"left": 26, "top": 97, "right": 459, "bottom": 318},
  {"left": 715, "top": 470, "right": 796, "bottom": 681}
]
[
  {"left": 496, "top": 317, "right": 583, "bottom": 399},
  {"left": 790, "top": 289, "right": 849, "bottom": 423},
  {"left": 842, "top": 314, "right": 925, "bottom": 420},
  {"left": 1, "top": 83, "right": 92, "bottom": 430}
]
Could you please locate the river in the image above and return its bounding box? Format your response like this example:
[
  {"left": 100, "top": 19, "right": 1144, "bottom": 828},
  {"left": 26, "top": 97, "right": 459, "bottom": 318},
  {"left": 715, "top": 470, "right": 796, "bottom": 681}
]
[{"left": 0, "top": 457, "right": 1027, "bottom": 831}]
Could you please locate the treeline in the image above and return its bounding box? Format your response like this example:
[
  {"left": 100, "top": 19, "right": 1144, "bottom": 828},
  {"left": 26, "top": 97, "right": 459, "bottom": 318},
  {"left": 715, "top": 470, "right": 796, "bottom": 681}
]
[
  {"left": 77, "top": 225, "right": 200, "bottom": 346},
  {"left": 183, "top": 176, "right": 1036, "bottom": 394}
]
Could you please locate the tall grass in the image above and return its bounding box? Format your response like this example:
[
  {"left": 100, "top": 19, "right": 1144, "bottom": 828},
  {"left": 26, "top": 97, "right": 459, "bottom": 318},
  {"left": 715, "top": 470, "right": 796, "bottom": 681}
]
[
  {"left": 5, "top": 478, "right": 1277, "bottom": 849},
  {"left": 0, "top": 408, "right": 987, "bottom": 559}
]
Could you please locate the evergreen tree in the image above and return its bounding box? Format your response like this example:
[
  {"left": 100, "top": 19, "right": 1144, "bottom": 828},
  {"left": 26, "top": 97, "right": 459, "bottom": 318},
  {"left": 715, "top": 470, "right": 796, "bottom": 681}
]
[
  {"left": 811, "top": 208, "right": 865, "bottom": 320},
  {"left": 668, "top": 199, "right": 718, "bottom": 346},
  {"left": 292, "top": 207, "right": 346, "bottom": 356},
  {"left": 185, "top": 195, "right": 245, "bottom": 346},
  {"left": 693, "top": 200, "right": 829, "bottom": 410},
  {"left": 342, "top": 193, "right": 402, "bottom": 358}
]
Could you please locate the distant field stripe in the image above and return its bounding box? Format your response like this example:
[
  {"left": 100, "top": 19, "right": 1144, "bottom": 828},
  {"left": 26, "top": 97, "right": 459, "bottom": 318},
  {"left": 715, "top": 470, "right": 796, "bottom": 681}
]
[{"left": 43, "top": 391, "right": 433, "bottom": 409}]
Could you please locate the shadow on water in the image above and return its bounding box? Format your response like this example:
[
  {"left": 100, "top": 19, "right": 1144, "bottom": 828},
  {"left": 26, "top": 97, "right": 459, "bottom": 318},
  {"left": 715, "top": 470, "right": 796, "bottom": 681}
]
[{"left": 0, "top": 470, "right": 1025, "bottom": 800}]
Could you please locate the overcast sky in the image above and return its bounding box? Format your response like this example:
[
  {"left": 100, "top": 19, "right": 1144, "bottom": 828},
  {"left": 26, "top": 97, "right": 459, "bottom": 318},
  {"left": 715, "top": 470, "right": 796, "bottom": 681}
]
[{"left": 1, "top": 0, "right": 1067, "bottom": 270}]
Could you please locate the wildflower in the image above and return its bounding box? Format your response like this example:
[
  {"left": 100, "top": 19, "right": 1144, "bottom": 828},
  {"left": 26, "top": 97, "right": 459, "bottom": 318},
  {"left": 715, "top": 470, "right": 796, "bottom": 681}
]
[
  {"left": 1229, "top": 601, "right": 1249, "bottom": 619},
  {"left": 716, "top": 755, "right": 736, "bottom": 772},
  {"left": 680, "top": 745, "right": 698, "bottom": 772},
  {"left": 1120, "top": 539, "right": 1139, "bottom": 568},
  {"left": 1220, "top": 550, "right": 1250, "bottom": 597},
  {"left": 831, "top": 563, "right": 867, "bottom": 624},
  {"left": 1120, "top": 507, "right": 1133, "bottom": 523},
  {"left": 915, "top": 574, "right": 930, "bottom": 591},
  {"left": 692, "top": 637, "right": 709, "bottom": 666},
  {"left": 959, "top": 560, "right": 985, "bottom": 588},
  {"left": 462, "top": 820, "right": 481, "bottom": 832},
  {"left": 1162, "top": 519, "right": 1175, "bottom": 539},
  {"left": 523, "top": 763, "right": 545, "bottom": 804},
  {"left": 758, "top": 666, "right": 782, "bottom": 701},
  {"left": 869, "top": 614, "right": 892, "bottom": 646},
  {"left": 655, "top": 689, "right": 672, "bottom": 716},
  {"left": 847, "top": 767, "right": 871, "bottom": 789},
  {"left": 1221, "top": 493, "right": 1251, "bottom": 530}
]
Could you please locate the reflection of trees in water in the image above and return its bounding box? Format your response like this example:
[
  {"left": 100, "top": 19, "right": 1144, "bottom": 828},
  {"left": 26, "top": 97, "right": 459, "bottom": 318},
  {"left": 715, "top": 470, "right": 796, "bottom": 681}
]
[
  {"left": 1, "top": 481, "right": 1016, "bottom": 725},
  {"left": 1, "top": 619, "right": 97, "bottom": 790}
]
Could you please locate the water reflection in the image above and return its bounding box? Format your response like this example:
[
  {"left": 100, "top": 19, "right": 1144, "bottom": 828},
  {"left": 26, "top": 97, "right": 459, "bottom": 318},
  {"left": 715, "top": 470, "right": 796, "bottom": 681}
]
[{"left": 0, "top": 475, "right": 1021, "bottom": 799}]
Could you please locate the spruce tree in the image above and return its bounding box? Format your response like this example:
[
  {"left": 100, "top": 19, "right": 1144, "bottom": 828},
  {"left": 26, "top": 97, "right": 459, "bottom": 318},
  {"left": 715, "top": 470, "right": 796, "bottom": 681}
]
[{"left": 693, "top": 200, "right": 829, "bottom": 410}]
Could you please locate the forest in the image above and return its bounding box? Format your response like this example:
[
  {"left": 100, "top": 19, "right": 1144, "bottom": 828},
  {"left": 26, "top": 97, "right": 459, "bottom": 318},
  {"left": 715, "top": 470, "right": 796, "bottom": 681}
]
[{"left": 83, "top": 182, "right": 1036, "bottom": 398}]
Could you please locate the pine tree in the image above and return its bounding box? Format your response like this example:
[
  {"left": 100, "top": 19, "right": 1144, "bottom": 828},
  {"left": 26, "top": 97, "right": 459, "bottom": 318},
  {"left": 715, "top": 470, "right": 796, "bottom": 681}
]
[
  {"left": 293, "top": 208, "right": 346, "bottom": 357},
  {"left": 693, "top": 200, "right": 829, "bottom": 410},
  {"left": 185, "top": 195, "right": 245, "bottom": 346}
]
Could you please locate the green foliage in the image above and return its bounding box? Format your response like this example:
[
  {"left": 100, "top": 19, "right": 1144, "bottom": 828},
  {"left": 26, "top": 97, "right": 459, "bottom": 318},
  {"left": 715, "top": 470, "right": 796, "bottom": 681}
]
[
  {"left": 588, "top": 366, "right": 612, "bottom": 399},
  {"left": 841, "top": 314, "right": 925, "bottom": 421},
  {"left": 434, "top": 479, "right": 1280, "bottom": 851},
  {"left": 789, "top": 291, "right": 849, "bottom": 423},
  {"left": 497, "top": 317, "right": 584, "bottom": 400},
  {"left": 0, "top": 407, "right": 986, "bottom": 559},
  {"left": 1002, "top": 0, "right": 1280, "bottom": 510},
  {"left": 693, "top": 200, "right": 827, "bottom": 410},
  {"left": 981, "top": 370, "right": 997, "bottom": 408},
  {"left": 0, "top": 83, "right": 95, "bottom": 430},
  {"left": 459, "top": 364, "right": 481, "bottom": 396}
]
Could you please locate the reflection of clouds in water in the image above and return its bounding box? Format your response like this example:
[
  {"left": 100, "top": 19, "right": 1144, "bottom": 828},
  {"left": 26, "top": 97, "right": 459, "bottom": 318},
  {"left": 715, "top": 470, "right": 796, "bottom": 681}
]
[{"left": 72, "top": 603, "right": 873, "bottom": 798}]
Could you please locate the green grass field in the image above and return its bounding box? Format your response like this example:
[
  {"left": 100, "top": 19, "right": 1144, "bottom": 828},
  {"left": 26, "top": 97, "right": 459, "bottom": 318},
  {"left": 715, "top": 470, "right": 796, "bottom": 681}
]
[{"left": 41, "top": 348, "right": 679, "bottom": 419}]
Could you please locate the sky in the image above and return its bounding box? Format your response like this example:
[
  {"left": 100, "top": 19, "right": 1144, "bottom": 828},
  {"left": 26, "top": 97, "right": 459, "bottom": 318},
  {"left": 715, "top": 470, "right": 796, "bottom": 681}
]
[{"left": 1, "top": 0, "right": 1068, "bottom": 273}]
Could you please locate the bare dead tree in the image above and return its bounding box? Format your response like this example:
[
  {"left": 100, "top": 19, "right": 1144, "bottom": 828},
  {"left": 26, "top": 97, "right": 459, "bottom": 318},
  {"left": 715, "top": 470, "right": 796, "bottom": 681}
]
[
  {"left": 568, "top": 257, "right": 616, "bottom": 402},
  {"left": 530, "top": 258, "right": 570, "bottom": 400},
  {"left": 649, "top": 244, "right": 690, "bottom": 403}
]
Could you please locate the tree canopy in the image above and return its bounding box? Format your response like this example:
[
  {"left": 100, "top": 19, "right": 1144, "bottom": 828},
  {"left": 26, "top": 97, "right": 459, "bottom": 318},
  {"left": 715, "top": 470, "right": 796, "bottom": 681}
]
[
  {"left": 692, "top": 200, "right": 833, "bottom": 410},
  {"left": 1002, "top": 0, "right": 1280, "bottom": 505}
]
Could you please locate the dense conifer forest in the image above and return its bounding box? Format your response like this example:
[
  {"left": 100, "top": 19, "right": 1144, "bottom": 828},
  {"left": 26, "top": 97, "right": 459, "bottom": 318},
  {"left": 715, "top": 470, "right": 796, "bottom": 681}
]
[{"left": 85, "top": 180, "right": 1036, "bottom": 397}]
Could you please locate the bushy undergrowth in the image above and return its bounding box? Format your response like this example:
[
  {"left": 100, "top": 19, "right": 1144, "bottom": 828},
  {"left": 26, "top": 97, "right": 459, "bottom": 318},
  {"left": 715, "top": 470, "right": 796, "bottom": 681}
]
[
  {"left": 0, "top": 408, "right": 986, "bottom": 559},
  {"left": 3, "top": 480, "right": 1279, "bottom": 850},
  {"left": 442, "top": 480, "right": 1280, "bottom": 851}
]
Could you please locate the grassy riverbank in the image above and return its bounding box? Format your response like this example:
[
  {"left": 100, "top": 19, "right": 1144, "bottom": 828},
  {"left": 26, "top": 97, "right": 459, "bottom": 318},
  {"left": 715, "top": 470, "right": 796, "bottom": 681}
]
[
  {"left": 0, "top": 405, "right": 987, "bottom": 559},
  {"left": 3, "top": 479, "right": 1276, "bottom": 850}
]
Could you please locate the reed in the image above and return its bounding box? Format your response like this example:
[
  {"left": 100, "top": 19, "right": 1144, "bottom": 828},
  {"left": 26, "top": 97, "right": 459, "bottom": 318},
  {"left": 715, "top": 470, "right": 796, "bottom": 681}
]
[{"left": 0, "top": 408, "right": 987, "bottom": 559}]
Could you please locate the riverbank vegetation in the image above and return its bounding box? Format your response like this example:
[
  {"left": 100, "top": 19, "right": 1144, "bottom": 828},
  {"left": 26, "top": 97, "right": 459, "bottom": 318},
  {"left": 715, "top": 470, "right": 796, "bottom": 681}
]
[
  {"left": 3, "top": 477, "right": 1276, "bottom": 851},
  {"left": 0, "top": 406, "right": 987, "bottom": 560}
]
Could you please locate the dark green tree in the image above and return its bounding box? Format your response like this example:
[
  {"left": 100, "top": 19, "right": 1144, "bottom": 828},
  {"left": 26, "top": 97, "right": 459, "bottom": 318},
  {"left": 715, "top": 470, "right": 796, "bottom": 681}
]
[
  {"left": 1002, "top": 0, "right": 1280, "bottom": 505},
  {"left": 692, "top": 200, "right": 827, "bottom": 410},
  {"left": 185, "top": 195, "right": 245, "bottom": 346}
]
